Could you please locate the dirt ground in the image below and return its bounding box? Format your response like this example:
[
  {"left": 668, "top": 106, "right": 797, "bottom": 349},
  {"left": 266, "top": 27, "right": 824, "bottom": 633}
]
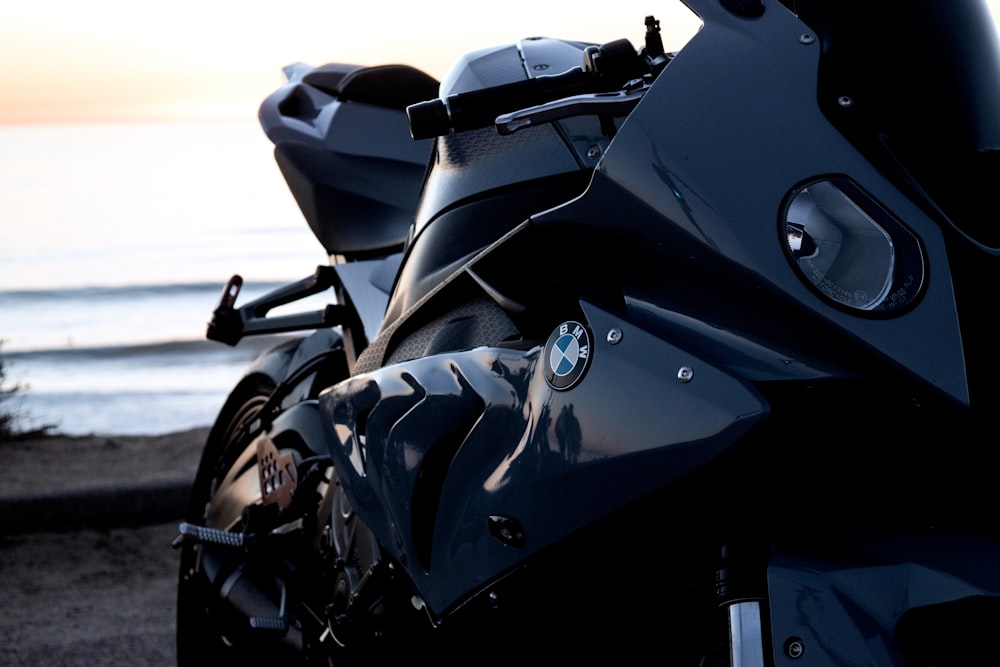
[
  {"left": 0, "top": 520, "right": 181, "bottom": 666},
  {"left": 0, "top": 428, "right": 207, "bottom": 498},
  {"left": 0, "top": 428, "right": 210, "bottom": 666}
]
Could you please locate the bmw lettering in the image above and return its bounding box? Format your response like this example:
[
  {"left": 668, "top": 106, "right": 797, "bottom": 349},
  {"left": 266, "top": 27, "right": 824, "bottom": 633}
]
[{"left": 544, "top": 321, "right": 592, "bottom": 390}]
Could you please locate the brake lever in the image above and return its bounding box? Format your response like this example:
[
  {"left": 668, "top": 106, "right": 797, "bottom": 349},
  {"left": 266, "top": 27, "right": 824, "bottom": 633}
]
[{"left": 494, "top": 84, "right": 649, "bottom": 135}]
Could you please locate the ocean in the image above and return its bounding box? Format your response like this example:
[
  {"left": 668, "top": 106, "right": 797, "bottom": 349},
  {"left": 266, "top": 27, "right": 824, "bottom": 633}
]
[{"left": 1, "top": 121, "right": 334, "bottom": 435}]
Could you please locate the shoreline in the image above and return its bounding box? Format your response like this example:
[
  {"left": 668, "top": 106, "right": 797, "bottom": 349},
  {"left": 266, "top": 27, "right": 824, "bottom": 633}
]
[
  {"left": 0, "top": 427, "right": 210, "bottom": 533},
  {"left": 0, "top": 427, "right": 210, "bottom": 495}
]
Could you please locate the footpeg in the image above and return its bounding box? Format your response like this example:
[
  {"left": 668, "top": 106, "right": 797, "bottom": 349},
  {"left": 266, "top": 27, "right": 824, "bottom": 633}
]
[
  {"left": 250, "top": 616, "right": 288, "bottom": 632},
  {"left": 172, "top": 521, "right": 247, "bottom": 549},
  {"left": 249, "top": 579, "right": 289, "bottom": 634},
  {"left": 207, "top": 267, "right": 347, "bottom": 346}
]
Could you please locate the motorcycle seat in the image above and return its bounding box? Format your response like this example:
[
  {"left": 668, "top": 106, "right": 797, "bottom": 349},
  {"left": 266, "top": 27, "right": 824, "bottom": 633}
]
[{"left": 303, "top": 63, "right": 440, "bottom": 110}]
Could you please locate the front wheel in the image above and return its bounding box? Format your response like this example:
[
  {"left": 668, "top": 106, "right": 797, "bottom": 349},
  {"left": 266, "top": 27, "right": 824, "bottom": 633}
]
[{"left": 175, "top": 374, "right": 305, "bottom": 665}]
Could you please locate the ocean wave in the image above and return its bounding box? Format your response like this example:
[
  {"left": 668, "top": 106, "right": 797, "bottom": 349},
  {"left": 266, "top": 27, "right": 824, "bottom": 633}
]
[
  {"left": 12, "top": 388, "right": 227, "bottom": 436},
  {"left": 0, "top": 279, "right": 337, "bottom": 354},
  {"left": 0, "top": 280, "right": 296, "bottom": 302},
  {"left": 4, "top": 334, "right": 298, "bottom": 363}
]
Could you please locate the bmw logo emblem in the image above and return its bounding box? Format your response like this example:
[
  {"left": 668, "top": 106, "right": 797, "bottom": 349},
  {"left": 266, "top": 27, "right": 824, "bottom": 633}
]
[{"left": 544, "top": 321, "right": 592, "bottom": 390}]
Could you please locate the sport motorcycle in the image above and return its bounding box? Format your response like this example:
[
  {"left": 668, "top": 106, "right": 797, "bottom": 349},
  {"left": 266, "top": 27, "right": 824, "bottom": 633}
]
[{"left": 173, "top": 0, "right": 1000, "bottom": 664}]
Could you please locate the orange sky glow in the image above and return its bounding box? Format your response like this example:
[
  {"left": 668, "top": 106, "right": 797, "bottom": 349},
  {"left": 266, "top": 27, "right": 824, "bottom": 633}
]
[{"left": 0, "top": 1, "right": 703, "bottom": 124}]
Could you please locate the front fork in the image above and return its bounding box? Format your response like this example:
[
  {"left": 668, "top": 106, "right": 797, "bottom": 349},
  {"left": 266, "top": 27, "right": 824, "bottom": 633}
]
[
  {"left": 725, "top": 600, "right": 767, "bottom": 667},
  {"left": 718, "top": 543, "right": 771, "bottom": 667}
]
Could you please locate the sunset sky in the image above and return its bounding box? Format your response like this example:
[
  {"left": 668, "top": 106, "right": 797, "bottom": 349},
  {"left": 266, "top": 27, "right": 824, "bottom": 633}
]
[{"left": 0, "top": 1, "right": 702, "bottom": 124}]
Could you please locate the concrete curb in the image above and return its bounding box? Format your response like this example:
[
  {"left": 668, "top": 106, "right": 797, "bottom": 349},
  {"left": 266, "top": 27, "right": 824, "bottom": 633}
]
[{"left": 0, "top": 479, "right": 192, "bottom": 534}]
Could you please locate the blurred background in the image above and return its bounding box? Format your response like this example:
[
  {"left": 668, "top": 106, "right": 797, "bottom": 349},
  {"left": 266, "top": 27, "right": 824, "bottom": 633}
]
[{"left": 0, "top": 0, "right": 701, "bottom": 435}]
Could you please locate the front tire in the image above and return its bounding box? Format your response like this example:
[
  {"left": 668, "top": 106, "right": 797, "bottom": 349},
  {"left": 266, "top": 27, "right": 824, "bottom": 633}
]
[{"left": 175, "top": 374, "right": 298, "bottom": 665}]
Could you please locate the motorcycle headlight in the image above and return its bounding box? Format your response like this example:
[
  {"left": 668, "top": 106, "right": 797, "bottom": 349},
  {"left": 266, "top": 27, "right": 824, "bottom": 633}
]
[{"left": 780, "top": 177, "right": 925, "bottom": 314}]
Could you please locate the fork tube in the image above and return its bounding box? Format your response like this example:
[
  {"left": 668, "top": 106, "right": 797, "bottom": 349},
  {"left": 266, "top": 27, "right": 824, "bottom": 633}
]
[
  {"left": 727, "top": 600, "right": 766, "bottom": 667},
  {"left": 717, "top": 542, "right": 770, "bottom": 667}
]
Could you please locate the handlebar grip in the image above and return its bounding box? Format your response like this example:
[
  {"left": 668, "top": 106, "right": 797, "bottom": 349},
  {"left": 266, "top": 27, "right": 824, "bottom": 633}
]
[
  {"left": 407, "top": 68, "right": 593, "bottom": 140},
  {"left": 406, "top": 99, "right": 452, "bottom": 140}
]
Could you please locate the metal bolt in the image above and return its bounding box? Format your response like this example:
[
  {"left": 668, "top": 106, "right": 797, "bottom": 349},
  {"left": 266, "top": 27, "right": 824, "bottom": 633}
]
[
  {"left": 799, "top": 34, "right": 814, "bottom": 45},
  {"left": 587, "top": 145, "right": 602, "bottom": 160},
  {"left": 607, "top": 328, "right": 623, "bottom": 344},
  {"left": 533, "top": 64, "right": 550, "bottom": 71},
  {"left": 322, "top": 525, "right": 333, "bottom": 549},
  {"left": 785, "top": 637, "right": 805, "bottom": 659},
  {"left": 677, "top": 366, "right": 694, "bottom": 383},
  {"left": 838, "top": 95, "right": 854, "bottom": 108}
]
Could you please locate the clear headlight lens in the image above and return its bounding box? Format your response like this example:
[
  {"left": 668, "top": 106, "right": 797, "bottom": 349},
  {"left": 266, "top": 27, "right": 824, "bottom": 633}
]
[{"left": 780, "top": 177, "right": 925, "bottom": 314}]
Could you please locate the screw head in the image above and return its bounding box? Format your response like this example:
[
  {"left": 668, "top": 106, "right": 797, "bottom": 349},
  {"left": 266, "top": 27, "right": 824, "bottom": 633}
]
[
  {"left": 838, "top": 95, "right": 854, "bottom": 108},
  {"left": 799, "top": 34, "right": 815, "bottom": 44},
  {"left": 785, "top": 637, "right": 805, "bottom": 659},
  {"left": 607, "top": 328, "right": 623, "bottom": 344},
  {"left": 677, "top": 366, "right": 694, "bottom": 383}
]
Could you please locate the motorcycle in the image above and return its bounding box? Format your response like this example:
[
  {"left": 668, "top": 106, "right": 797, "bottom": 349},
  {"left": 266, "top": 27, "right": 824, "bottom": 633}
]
[{"left": 173, "top": 0, "right": 1000, "bottom": 664}]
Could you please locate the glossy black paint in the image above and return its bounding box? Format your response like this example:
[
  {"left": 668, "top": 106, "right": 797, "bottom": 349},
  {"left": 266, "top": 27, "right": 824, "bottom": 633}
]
[
  {"left": 260, "top": 64, "right": 437, "bottom": 259},
  {"left": 556, "top": 0, "right": 968, "bottom": 404},
  {"left": 321, "top": 300, "right": 766, "bottom": 614},
  {"left": 769, "top": 531, "right": 1000, "bottom": 665}
]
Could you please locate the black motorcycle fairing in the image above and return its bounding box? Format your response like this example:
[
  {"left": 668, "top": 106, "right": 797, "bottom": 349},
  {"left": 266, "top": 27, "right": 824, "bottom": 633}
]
[
  {"left": 381, "top": 170, "right": 594, "bottom": 328},
  {"left": 792, "top": 0, "right": 1000, "bottom": 250},
  {"left": 463, "top": 196, "right": 892, "bottom": 387},
  {"left": 782, "top": 0, "right": 1000, "bottom": 414},
  {"left": 768, "top": 0, "right": 1000, "bottom": 414},
  {"left": 273, "top": 140, "right": 425, "bottom": 259},
  {"left": 371, "top": 37, "right": 612, "bottom": 338},
  {"left": 769, "top": 531, "right": 1000, "bottom": 666},
  {"left": 564, "top": 0, "right": 968, "bottom": 406},
  {"left": 411, "top": 37, "right": 612, "bottom": 233},
  {"left": 354, "top": 234, "right": 533, "bottom": 378},
  {"left": 320, "top": 298, "right": 767, "bottom": 616},
  {"left": 333, "top": 252, "right": 403, "bottom": 345},
  {"left": 260, "top": 63, "right": 437, "bottom": 260},
  {"left": 796, "top": 0, "right": 1000, "bottom": 156},
  {"left": 242, "top": 329, "right": 341, "bottom": 393},
  {"left": 413, "top": 123, "right": 583, "bottom": 228}
]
